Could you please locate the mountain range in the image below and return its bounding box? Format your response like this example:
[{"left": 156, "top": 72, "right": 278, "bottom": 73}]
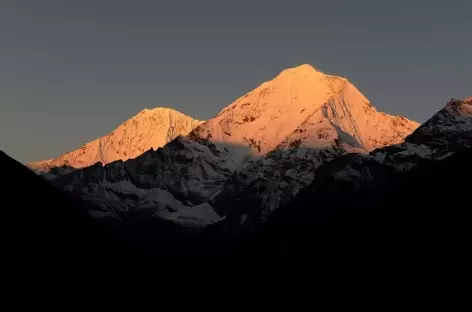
[
  {"left": 26, "top": 64, "right": 422, "bottom": 229},
  {"left": 18, "top": 64, "right": 471, "bottom": 238},
  {"left": 5, "top": 97, "right": 471, "bottom": 268},
  {"left": 4, "top": 63, "right": 471, "bottom": 276}
]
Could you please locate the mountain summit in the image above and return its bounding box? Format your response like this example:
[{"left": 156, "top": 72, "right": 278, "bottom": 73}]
[
  {"left": 192, "top": 64, "right": 419, "bottom": 155},
  {"left": 28, "top": 107, "right": 203, "bottom": 173}
]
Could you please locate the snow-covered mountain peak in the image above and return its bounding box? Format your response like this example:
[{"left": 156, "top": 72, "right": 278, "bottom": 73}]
[
  {"left": 278, "top": 63, "right": 323, "bottom": 76},
  {"left": 406, "top": 97, "right": 472, "bottom": 144},
  {"left": 28, "top": 107, "right": 204, "bottom": 173},
  {"left": 191, "top": 64, "right": 419, "bottom": 155},
  {"left": 133, "top": 107, "right": 192, "bottom": 121},
  {"left": 138, "top": 106, "right": 179, "bottom": 115}
]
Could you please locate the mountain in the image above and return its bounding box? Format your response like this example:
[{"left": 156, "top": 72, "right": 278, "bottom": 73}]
[
  {"left": 205, "top": 64, "right": 419, "bottom": 223},
  {"left": 49, "top": 64, "right": 419, "bottom": 229},
  {"left": 193, "top": 64, "right": 418, "bottom": 154},
  {"left": 372, "top": 97, "right": 472, "bottom": 171},
  {"left": 27, "top": 107, "right": 203, "bottom": 175}
]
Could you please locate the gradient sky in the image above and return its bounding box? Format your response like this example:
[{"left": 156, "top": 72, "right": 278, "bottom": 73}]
[{"left": 1, "top": 0, "right": 470, "bottom": 163}]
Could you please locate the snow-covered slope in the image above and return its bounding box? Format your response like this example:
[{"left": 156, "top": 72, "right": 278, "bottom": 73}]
[
  {"left": 27, "top": 107, "right": 203, "bottom": 173},
  {"left": 51, "top": 64, "right": 419, "bottom": 227}
]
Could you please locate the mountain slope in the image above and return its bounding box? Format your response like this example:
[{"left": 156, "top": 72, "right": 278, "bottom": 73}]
[{"left": 27, "top": 107, "right": 203, "bottom": 173}]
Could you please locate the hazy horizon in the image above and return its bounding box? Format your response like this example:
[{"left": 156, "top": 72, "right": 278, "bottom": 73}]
[{"left": 1, "top": 0, "right": 470, "bottom": 163}]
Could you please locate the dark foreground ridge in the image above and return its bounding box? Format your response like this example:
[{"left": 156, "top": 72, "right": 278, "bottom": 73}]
[
  {"left": 1, "top": 151, "right": 117, "bottom": 266},
  {"left": 2, "top": 147, "right": 471, "bottom": 278},
  {"left": 1, "top": 150, "right": 196, "bottom": 265},
  {"left": 260, "top": 148, "right": 471, "bottom": 265},
  {"left": 194, "top": 148, "right": 471, "bottom": 269}
]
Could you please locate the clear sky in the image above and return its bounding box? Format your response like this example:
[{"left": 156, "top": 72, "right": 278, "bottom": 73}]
[{"left": 0, "top": 0, "right": 470, "bottom": 163}]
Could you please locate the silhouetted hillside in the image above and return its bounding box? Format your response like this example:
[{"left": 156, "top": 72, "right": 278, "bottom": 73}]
[
  {"left": 3, "top": 147, "right": 470, "bottom": 279},
  {"left": 1, "top": 150, "right": 207, "bottom": 270},
  {"left": 252, "top": 148, "right": 472, "bottom": 270},
  {"left": 1, "top": 151, "right": 116, "bottom": 268}
]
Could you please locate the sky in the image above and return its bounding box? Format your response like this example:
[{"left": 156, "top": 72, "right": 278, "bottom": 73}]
[{"left": 0, "top": 0, "right": 470, "bottom": 163}]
